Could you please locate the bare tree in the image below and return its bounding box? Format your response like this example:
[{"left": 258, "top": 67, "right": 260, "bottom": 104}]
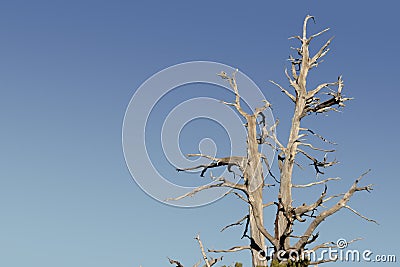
[{"left": 167, "top": 15, "right": 376, "bottom": 267}]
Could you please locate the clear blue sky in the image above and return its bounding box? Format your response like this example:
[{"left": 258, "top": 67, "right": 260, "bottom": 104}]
[{"left": 0, "top": 1, "right": 399, "bottom": 266}]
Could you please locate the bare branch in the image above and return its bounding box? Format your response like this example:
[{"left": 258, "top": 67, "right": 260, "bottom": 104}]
[
  {"left": 176, "top": 155, "right": 246, "bottom": 177},
  {"left": 303, "top": 15, "right": 315, "bottom": 40},
  {"left": 284, "top": 68, "right": 300, "bottom": 94},
  {"left": 322, "top": 193, "right": 345, "bottom": 204},
  {"left": 298, "top": 142, "right": 335, "bottom": 153},
  {"left": 311, "top": 37, "right": 334, "bottom": 64},
  {"left": 344, "top": 205, "right": 379, "bottom": 224},
  {"left": 305, "top": 232, "right": 320, "bottom": 244},
  {"left": 269, "top": 120, "right": 284, "bottom": 150},
  {"left": 218, "top": 70, "right": 248, "bottom": 117},
  {"left": 311, "top": 237, "right": 362, "bottom": 251},
  {"left": 263, "top": 201, "right": 275, "bottom": 208},
  {"left": 308, "top": 27, "right": 330, "bottom": 42},
  {"left": 254, "top": 100, "right": 272, "bottom": 117},
  {"left": 288, "top": 35, "right": 302, "bottom": 41},
  {"left": 168, "top": 258, "right": 185, "bottom": 267},
  {"left": 293, "top": 185, "right": 327, "bottom": 221},
  {"left": 208, "top": 257, "right": 223, "bottom": 267},
  {"left": 259, "top": 117, "right": 284, "bottom": 150},
  {"left": 300, "top": 128, "right": 337, "bottom": 145},
  {"left": 269, "top": 80, "right": 296, "bottom": 103},
  {"left": 303, "top": 76, "right": 353, "bottom": 117},
  {"left": 293, "top": 177, "right": 340, "bottom": 188},
  {"left": 307, "top": 81, "right": 338, "bottom": 98},
  {"left": 208, "top": 246, "right": 251, "bottom": 253},
  {"left": 294, "top": 170, "right": 374, "bottom": 250},
  {"left": 248, "top": 195, "right": 279, "bottom": 248},
  {"left": 297, "top": 149, "right": 338, "bottom": 174},
  {"left": 166, "top": 176, "right": 247, "bottom": 202},
  {"left": 289, "top": 55, "right": 299, "bottom": 80},
  {"left": 231, "top": 191, "right": 249, "bottom": 203},
  {"left": 195, "top": 234, "right": 211, "bottom": 267},
  {"left": 221, "top": 215, "right": 249, "bottom": 232},
  {"left": 260, "top": 154, "right": 280, "bottom": 184}
]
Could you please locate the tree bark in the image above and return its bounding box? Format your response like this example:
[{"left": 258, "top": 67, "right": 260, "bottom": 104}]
[{"left": 246, "top": 115, "right": 267, "bottom": 267}]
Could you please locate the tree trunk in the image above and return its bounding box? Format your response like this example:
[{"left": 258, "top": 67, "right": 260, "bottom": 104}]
[
  {"left": 277, "top": 96, "right": 305, "bottom": 250},
  {"left": 249, "top": 189, "right": 267, "bottom": 267},
  {"left": 246, "top": 115, "right": 268, "bottom": 267}
]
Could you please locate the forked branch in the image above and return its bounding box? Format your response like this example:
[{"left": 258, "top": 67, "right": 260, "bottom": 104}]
[
  {"left": 294, "top": 170, "right": 375, "bottom": 249},
  {"left": 218, "top": 70, "right": 248, "bottom": 118}
]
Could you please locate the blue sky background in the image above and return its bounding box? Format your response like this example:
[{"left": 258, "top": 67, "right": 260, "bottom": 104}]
[{"left": 0, "top": 1, "right": 399, "bottom": 266}]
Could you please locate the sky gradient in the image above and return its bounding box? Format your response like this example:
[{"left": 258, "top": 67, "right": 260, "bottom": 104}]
[{"left": 0, "top": 1, "right": 399, "bottom": 266}]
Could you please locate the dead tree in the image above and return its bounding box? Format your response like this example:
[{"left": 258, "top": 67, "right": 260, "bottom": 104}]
[{"left": 167, "top": 15, "right": 376, "bottom": 267}]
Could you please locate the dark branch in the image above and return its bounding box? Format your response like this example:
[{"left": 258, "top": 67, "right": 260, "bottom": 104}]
[{"left": 176, "top": 154, "right": 245, "bottom": 177}]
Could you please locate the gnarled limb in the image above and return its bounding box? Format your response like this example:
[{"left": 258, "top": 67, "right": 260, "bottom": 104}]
[
  {"left": 176, "top": 154, "right": 246, "bottom": 177},
  {"left": 294, "top": 170, "right": 374, "bottom": 250}
]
